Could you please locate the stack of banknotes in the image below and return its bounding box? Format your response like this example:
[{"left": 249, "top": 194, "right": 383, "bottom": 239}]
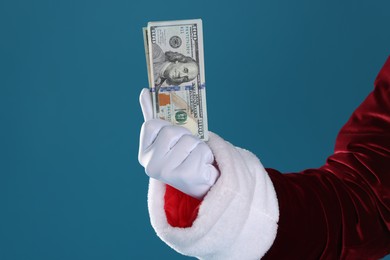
[{"left": 143, "top": 19, "right": 209, "bottom": 141}]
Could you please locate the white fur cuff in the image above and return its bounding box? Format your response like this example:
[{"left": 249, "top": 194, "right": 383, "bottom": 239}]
[{"left": 147, "top": 132, "right": 279, "bottom": 259}]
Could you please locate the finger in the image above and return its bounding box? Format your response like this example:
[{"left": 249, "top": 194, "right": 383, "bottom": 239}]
[
  {"left": 205, "top": 164, "right": 219, "bottom": 186},
  {"left": 175, "top": 142, "right": 214, "bottom": 184},
  {"left": 149, "top": 125, "right": 192, "bottom": 157},
  {"left": 143, "top": 126, "right": 193, "bottom": 177},
  {"left": 139, "top": 119, "right": 171, "bottom": 164},
  {"left": 139, "top": 88, "right": 153, "bottom": 121},
  {"left": 163, "top": 134, "right": 200, "bottom": 171},
  {"left": 139, "top": 121, "right": 189, "bottom": 169}
]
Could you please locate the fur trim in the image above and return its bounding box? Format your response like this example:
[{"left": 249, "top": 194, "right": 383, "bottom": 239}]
[{"left": 148, "top": 132, "right": 279, "bottom": 259}]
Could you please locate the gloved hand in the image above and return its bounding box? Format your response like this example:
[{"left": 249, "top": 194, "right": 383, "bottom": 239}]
[{"left": 138, "top": 88, "right": 219, "bottom": 199}]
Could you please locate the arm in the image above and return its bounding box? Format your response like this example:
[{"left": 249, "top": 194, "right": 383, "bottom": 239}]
[
  {"left": 143, "top": 57, "right": 390, "bottom": 259},
  {"left": 264, "top": 57, "right": 390, "bottom": 259}
]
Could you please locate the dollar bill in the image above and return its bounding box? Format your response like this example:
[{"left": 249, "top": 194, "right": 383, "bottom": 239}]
[{"left": 143, "top": 19, "right": 209, "bottom": 141}]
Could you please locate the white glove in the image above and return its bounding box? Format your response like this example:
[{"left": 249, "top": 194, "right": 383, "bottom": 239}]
[{"left": 138, "top": 88, "right": 219, "bottom": 199}]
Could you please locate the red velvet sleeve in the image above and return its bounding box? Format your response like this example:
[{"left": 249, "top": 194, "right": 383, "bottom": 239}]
[
  {"left": 164, "top": 57, "right": 390, "bottom": 259},
  {"left": 264, "top": 57, "right": 390, "bottom": 259},
  {"left": 164, "top": 184, "right": 201, "bottom": 228}
]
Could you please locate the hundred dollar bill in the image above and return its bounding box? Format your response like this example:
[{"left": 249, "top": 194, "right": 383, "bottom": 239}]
[{"left": 143, "top": 19, "right": 209, "bottom": 141}]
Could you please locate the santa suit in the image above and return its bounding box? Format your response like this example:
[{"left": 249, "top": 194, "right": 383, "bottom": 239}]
[{"left": 147, "top": 57, "right": 390, "bottom": 259}]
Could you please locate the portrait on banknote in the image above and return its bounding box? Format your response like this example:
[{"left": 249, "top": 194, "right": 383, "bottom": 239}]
[{"left": 152, "top": 43, "right": 199, "bottom": 88}]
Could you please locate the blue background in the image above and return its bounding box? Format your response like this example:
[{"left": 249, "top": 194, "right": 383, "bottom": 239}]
[{"left": 1, "top": 0, "right": 389, "bottom": 259}]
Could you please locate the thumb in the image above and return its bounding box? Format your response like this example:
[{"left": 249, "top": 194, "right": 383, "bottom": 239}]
[{"left": 139, "top": 88, "right": 153, "bottom": 121}]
